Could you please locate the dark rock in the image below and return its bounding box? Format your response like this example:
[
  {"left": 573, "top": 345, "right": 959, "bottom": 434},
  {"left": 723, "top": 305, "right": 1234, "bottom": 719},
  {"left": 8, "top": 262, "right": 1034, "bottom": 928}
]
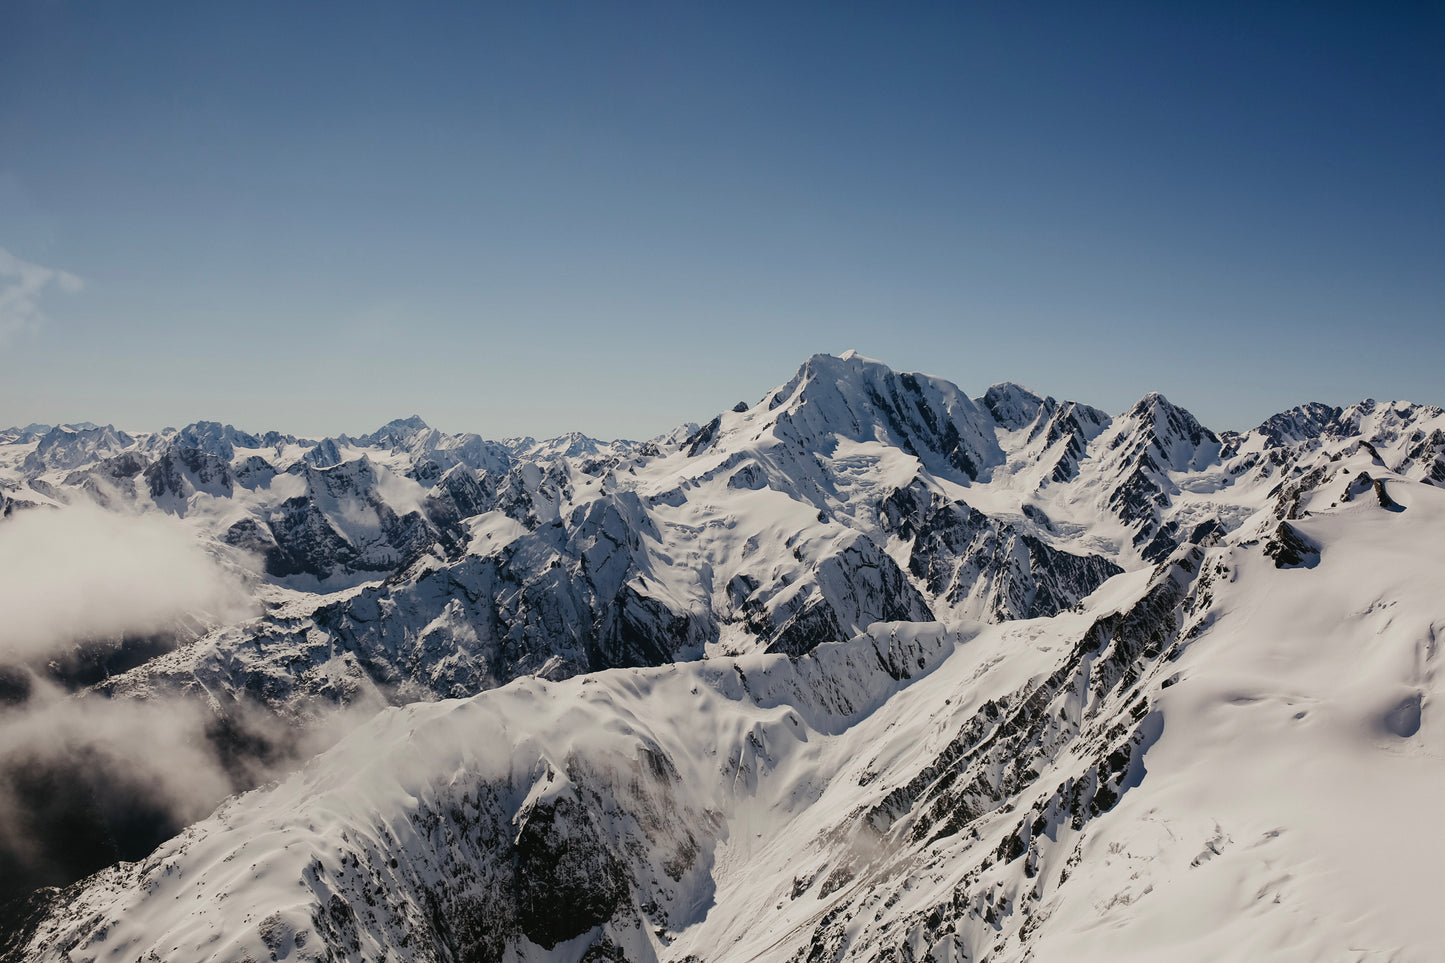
[
  {"left": 515, "top": 794, "right": 629, "bottom": 949},
  {"left": 1262, "top": 521, "right": 1319, "bottom": 569},
  {"left": 1373, "top": 478, "right": 1400, "bottom": 510},
  {"left": 879, "top": 480, "right": 1120, "bottom": 621},
  {"left": 683, "top": 417, "right": 722, "bottom": 458}
]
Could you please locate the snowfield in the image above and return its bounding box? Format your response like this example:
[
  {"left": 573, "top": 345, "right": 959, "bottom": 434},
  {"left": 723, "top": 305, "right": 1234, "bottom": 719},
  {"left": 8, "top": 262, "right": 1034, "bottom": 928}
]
[{"left": 3, "top": 353, "right": 1445, "bottom": 960}]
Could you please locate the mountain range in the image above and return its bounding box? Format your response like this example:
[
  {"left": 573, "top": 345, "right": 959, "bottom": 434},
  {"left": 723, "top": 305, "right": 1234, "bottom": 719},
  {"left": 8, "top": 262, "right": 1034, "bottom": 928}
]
[{"left": 1, "top": 351, "right": 1442, "bottom": 961}]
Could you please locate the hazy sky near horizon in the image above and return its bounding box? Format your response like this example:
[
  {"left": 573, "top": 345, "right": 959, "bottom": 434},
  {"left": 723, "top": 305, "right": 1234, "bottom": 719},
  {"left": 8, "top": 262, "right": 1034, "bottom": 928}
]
[{"left": 1, "top": 2, "right": 1441, "bottom": 440}]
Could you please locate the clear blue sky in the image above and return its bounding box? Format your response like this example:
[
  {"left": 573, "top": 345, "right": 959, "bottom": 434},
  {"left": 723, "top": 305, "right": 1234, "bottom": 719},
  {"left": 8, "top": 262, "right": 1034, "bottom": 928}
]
[{"left": 2, "top": 2, "right": 1441, "bottom": 440}]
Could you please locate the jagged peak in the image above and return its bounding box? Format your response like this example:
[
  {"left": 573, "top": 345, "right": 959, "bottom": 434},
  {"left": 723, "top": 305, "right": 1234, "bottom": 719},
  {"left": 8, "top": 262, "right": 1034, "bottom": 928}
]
[
  {"left": 1124, "top": 392, "right": 1215, "bottom": 438},
  {"left": 746, "top": 353, "right": 1003, "bottom": 481},
  {"left": 1250, "top": 402, "right": 1343, "bottom": 445},
  {"left": 301, "top": 436, "right": 345, "bottom": 468},
  {"left": 30, "top": 422, "right": 133, "bottom": 451},
  {"left": 775, "top": 351, "right": 961, "bottom": 404},
  {"left": 37, "top": 421, "right": 102, "bottom": 434},
  {"left": 43, "top": 422, "right": 119, "bottom": 437},
  {"left": 980, "top": 382, "right": 1049, "bottom": 431},
  {"left": 176, "top": 421, "right": 267, "bottom": 452},
  {"left": 1109, "top": 392, "right": 1219, "bottom": 480},
  {"left": 351, "top": 415, "right": 433, "bottom": 449},
  {"left": 0, "top": 422, "right": 53, "bottom": 440},
  {"left": 1338, "top": 397, "right": 1445, "bottom": 424},
  {"left": 984, "top": 380, "right": 1043, "bottom": 398},
  {"left": 375, "top": 414, "right": 430, "bottom": 435},
  {"left": 1125, "top": 390, "right": 1173, "bottom": 417}
]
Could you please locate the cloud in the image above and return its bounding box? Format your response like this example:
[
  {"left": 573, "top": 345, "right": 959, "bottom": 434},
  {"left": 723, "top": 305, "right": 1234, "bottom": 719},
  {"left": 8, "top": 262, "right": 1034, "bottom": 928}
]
[
  {"left": 0, "top": 502, "right": 255, "bottom": 664},
  {"left": 0, "top": 244, "right": 83, "bottom": 346},
  {"left": 0, "top": 675, "right": 384, "bottom": 903},
  {"left": 0, "top": 499, "right": 383, "bottom": 905},
  {"left": 0, "top": 678, "right": 235, "bottom": 883}
]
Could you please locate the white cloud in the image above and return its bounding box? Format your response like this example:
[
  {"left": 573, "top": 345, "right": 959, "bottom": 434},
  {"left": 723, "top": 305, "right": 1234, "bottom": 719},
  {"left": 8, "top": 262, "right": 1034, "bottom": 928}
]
[
  {"left": 0, "top": 501, "right": 384, "bottom": 897},
  {"left": 0, "top": 503, "right": 254, "bottom": 663},
  {"left": 0, "top": 672, "right": 384, "bottom": 894},
  {"left": 0, "top": 245, "right": 83, "bottom": 345}
]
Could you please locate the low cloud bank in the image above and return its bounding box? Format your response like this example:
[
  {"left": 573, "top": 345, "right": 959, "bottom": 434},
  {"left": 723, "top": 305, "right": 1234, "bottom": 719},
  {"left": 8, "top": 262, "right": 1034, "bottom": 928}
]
[
  {"left": 0, "top": 502, "right": 380, "bottom": 920},
  {"left": 0, "top": 502, "right": 255, "bottom": 664},
  {"left": 0, "top": 677, "right": 384, "bottom": 914}
]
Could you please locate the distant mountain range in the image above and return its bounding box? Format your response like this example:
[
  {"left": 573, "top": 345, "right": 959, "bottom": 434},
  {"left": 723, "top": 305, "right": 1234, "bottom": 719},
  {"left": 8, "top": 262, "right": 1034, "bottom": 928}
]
[{"left": 3, "top": 351, "right": 1443, "bottom": 961}]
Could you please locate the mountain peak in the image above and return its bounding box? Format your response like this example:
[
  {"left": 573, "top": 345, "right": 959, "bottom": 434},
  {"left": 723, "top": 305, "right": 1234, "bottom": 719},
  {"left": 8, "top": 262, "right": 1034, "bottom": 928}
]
[
  {"left": 354, "top": 415, "right": 432, "bottom": 449},
  {"left": 835, "top": 348, "right": 885, "bottom": 364},
  {"left": 1251, "top": 402, "right": 1342, "bottom": 446},
  {"left": 1126, "top": 390, "right": 1172, "bottom": 415},
  {"left": 745, "top": 353, "right": 1004, "bottom": 481},
  {"left": 981, "top": 382, "right": 1049, "bottom": 431},
  {"left": 1125, "top": 392, "right": 1212, "bottom": 437},
  {"left": 799, "top": 350, "right": 882, "bottom": 373},
  {"left": 1116, "top": 391, "right": 1219, "bottom": 477}
]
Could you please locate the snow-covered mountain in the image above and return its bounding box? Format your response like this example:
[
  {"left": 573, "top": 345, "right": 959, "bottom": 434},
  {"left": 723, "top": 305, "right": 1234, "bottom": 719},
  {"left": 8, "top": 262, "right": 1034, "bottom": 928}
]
[{"left": 4, "top": 353, "right": 1445, "bottom": 960}]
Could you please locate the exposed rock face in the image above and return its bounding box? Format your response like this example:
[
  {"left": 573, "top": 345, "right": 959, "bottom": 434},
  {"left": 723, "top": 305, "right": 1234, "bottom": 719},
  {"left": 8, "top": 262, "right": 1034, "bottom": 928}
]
[
  {"left": 1341, "top": 470, "right": 1376, "bottom": 503},
  {"left": 1374, "top": 477, "right": 1400, "bottom": 509},
  {"left": 144, "top": 444, "right": 236, "bottom": 512},
  {"left": 1030, "top": 399, "right": 1112, "bottom": 484},
  {"left": 802, "top": 544, "right": 1217, "bottom": 963},
  {"left": 878, "top": 479, "right": 1122, "bottom": 621},
  {"left": 761, "top": 352, "right": 1005, "bottom": 482},
  {"left": 981, "top": 382, "right": 1048, "bottom": 431},
  {"left": 1094, "top": 393, "right": 1224, "bottom": 561},
  {"left": 757, "top": 534, "right": 934, "bottom": 657},
  {"left": 1249, "top": 401, "right": 1345, "bottom": 447},
  {"left": 1263, "top": 520, "right": 1320, "bottom": 568}
]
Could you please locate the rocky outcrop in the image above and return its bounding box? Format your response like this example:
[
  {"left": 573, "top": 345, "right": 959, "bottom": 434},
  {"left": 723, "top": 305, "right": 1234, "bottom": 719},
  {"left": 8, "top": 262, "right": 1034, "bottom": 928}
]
[
  {"left": 880, "top": 480, "right": 1122, "bottom": 621},
  {"left": 1263, "top": 520, "right": 1319, "bottom": 568}
]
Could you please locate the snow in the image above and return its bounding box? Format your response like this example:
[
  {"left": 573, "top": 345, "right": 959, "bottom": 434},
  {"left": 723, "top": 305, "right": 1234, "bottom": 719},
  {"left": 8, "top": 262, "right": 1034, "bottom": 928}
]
[
  {"left": 9, "top": 353, "right": 1445, "bottom": 961},
  {"left": 467, "top": 510, "right": 530, "bottom": 554},
  {"left": 1032, "top": 475, "right": 1445, "bottom": 961},
  {"left": 26, "top": 472, "right": 1445, "bottom": 960}
]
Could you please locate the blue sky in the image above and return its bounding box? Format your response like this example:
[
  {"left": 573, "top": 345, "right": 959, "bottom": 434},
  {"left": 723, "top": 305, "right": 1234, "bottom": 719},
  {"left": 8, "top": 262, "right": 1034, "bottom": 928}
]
[{"left": 1, "top": 2, "right": 1441, "bottom": 440}]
